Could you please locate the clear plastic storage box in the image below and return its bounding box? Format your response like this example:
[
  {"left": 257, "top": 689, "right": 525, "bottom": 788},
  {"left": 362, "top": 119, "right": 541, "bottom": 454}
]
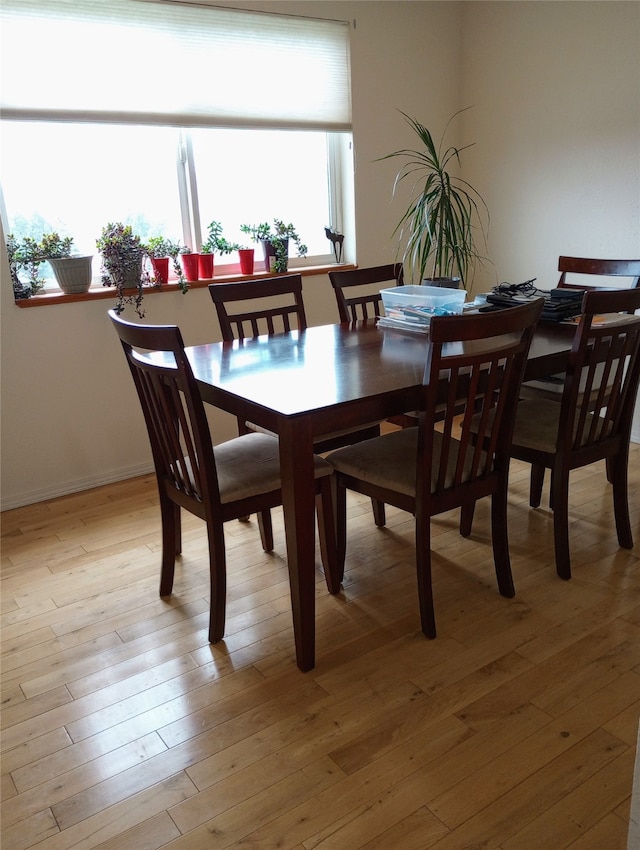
[{"left": 380, "top": 284, "right": 467, "bottom": 330}]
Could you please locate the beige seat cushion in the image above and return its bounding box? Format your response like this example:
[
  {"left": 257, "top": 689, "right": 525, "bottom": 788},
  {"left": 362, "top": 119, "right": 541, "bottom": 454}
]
[
  {"left": 492, "top": 399, "right": 607, "bottom": 454},
  {"left": 173, "top": 432, "right": 332, "bottom": 504},
  {"left": 326, "top": 427, "right": 485, "bottom": 496}
]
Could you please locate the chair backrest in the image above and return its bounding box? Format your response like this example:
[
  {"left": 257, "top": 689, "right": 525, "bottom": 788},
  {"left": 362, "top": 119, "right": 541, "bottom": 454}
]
[
  {"left": 558, "top": 288, "right": 640, "bottom": 455},
  {"left": 557, "top": 256, "right": 640, "bottom": 291},
  {"left": 329, "top": 264, "right": 404, "bottom": 322},
  {"left": 420, "top": 298, "right": 544, "bottom": 495},
  {"left": 209, "top": 275, "right": 307, "bottom": 340},
  {"left": 109, "top": 310, "right": 221, "bottom": 512}
]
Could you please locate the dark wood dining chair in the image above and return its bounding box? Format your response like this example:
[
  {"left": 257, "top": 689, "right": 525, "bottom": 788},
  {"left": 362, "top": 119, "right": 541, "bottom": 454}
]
[
  {"left": 466, "top": 288, "right": 640, "bottom": 581},
  {"left": 209, "top": 275, "right": 308, "bottom": 340},
  {"left": 329, "top": 263, "right": 404, "bottom": 323},
  {"left": 557, "top": 256, "right": 640, "bottom": 292},
  {"left": 209, "top": 275, "right": 385, "bottom": 523},
  {"left": 324, "top": 298, "right": 544, "bottom": 638},
  {"left": 520, "top": 256, "right": 640, "bottom": 403},
  {"left": 109, "top": 309, "right": 339, "bottom": 645}
]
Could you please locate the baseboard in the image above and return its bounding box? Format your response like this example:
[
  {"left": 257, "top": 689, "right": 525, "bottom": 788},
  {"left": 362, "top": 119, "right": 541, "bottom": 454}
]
[
  {"left": 0, "top": 462, "right": 155, "bottom": 512},
  {"left": 2, "top": 432, "right": 638, "bottom": 512}
]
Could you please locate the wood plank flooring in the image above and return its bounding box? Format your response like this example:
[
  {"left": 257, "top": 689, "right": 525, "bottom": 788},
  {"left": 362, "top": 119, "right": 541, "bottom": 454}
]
[{"left": 2, "top": 448, "right": 639, "bottom": 849}]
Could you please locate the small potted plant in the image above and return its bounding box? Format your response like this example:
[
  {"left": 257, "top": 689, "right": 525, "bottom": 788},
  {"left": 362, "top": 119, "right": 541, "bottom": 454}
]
[
  {"left": 39, "top": 232, "right": 93, "bottom": 294},
  {"left": 179, "top": 246, "right": 199, "bottom": 283},
  {"left": 6, "top": 234, "right": 46, "bottom": 298},
  {"left": 200, "top": 221, "right": 241, "bottom": 279},
  {"left": 144, "top": 236, "right": 188, "bottom": 293},
  {"left": 240, "top": 219, "right": 307, "bottom": 273},
  {"left": 96, "top": 222, "right": 151, "bottom": 317},
  {"left": 378, "top": 109, "right": 489, "bottom": 289}
]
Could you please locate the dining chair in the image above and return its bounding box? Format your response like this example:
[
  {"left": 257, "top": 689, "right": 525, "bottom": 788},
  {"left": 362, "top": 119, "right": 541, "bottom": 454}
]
[
  {"left": 465, "top": 288, "right": 640, "bottom": 581},
  {"left": 556, "top": 256, "right": 640, "bottom": 292},
  {"left": 109, "top": 310, "right": 339, "bottom": 646},
  {"left": 209, "top": 275, "right": 386, "bottom": 524},
  {"left": 328, "top": 263, "right": 404, "bottom": 323},
  {"left": 520, "top": 256, "right": 640, "bottom": 403},
  {"left": 324, "top": 298, "right": 544, "bottom": 638}
]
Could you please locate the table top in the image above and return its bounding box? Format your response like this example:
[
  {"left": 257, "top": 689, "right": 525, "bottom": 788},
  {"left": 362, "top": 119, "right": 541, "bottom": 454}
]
[{"left": 186, "top": 319, "right": 576, "bottom": 426}]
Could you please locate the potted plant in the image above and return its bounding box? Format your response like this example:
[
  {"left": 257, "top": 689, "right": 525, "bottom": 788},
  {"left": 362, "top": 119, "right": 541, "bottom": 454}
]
[
  {"left": 144, "top": 236, "right": 188, "bottom": 293},
  {"left": 200, "top": 221, "right": 242, "bottom": 279},
  {"left": 240, "top": 219, "right": 307, "bottom": 273},
  {"left": 96, "top": 222, "right": 151, "bottom": 316},
  {"left": 39, "top": 232, "right": 93, "bottom": 294},
  {"left": 179, "top": 246, "right": 200, "bottom": 283},
  {"left": 6, "top": 234, "right": 46, "bottom": 298},
  {"left": 379, "top": 109, "right": 489, "bottom": 289}
]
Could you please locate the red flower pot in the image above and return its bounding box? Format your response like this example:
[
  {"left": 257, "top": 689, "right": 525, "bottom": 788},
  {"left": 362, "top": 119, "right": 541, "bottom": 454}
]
[
  {"left": 198, "top": 253, "right": 214, "bottom": 279},
  {"left": 180, "top": 253, "right": 199, "bottom": 282},
  {"left": 150, "top": 257, "right": 169, "bottom": 284},
  {"left": 239, "top": 248, "right": 255, "bottom": 275}
]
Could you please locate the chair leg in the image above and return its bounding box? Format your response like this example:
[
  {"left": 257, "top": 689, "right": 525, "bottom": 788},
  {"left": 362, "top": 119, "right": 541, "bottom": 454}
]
[
  {"left": 529, "top": 464, "right": 545, "bottom": 508},
  {"left": 316, "top": 480, "right": 341, "bottom": 594},
  {"left": 610, "top": 450, "right": 633, "bottom": 549},
  {"left": 415, "top": 511, "right": 436, "bottom": 638},
  {"left": 333, "top": 480, "right": 348, "bottom": 587},
  {"left": 257, "top": 510, "right": 274, "bottom": 552},
  {"left": 490, "top": 487, "right": 515, "bottom": 598},
  {"left": 460, "top": 502, "right": 475, "bottom": 537},
  {"left": 159, "top": 496, "right": 178, "bottom": 597},
  {"left": 551, "top": 468, "right": 572, "bottom": 580},
  {"left": 207, "top": 523, "right": 227, "bottom": 643},
  {"left": 372, "top": 498, "right": 386, "bottom": 527}
]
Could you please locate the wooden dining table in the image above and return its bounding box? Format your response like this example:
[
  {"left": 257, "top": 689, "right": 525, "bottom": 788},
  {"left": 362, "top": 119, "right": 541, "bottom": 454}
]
[{"left": 186, "top": 318, "right": 577, "bottom": 671}]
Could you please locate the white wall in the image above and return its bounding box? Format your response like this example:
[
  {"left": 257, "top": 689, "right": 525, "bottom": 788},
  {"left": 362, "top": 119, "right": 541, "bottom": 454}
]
[{"left": 1, "top": 1, "right": 639, "bottom": 510}]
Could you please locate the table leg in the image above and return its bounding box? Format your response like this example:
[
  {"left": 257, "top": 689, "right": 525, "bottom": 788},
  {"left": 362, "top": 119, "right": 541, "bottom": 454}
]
[{"left": 279, "top": 417, "right": 317, "bottom": 671}]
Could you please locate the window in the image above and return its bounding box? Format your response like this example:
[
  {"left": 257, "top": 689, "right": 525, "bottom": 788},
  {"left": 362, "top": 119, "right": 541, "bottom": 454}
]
[
  {"left": 0, "top": 1, "right": 353, "bottom": 290},
  {"left": 1, "top": 121, "right": 344, "bottom": 286}
]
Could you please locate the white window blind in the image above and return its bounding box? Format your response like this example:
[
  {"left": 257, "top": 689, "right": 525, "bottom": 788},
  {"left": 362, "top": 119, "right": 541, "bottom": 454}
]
[{"left": 1, "top": 0, "right": 352, "bottom": 131}]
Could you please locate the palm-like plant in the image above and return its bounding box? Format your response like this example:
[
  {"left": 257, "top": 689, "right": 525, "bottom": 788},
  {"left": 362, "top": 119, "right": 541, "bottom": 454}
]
[{"left": 380, "top": 109, "right": 489, "bottom": 288}]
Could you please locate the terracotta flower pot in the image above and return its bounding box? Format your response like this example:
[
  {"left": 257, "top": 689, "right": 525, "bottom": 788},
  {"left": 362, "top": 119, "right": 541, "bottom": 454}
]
[
  {"left": 150, "top": 257, "right": 169, "bottom": 284},
  {"left": 239, "top": 248, "right": 255, "bottom": 275},
  {"left": 198, "top": 253, "right": 214, "bottom": 279},
  {"left": 180, "top": 253, "right": 199, "bottom": 282}
]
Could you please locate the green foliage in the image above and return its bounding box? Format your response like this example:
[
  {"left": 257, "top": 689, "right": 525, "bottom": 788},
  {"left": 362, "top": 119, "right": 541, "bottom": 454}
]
[
  {"left": 5, "top": 231, "right": 74, "bottom": 297},
  {"left": 379, "top": 109, "right": 489, "bottom": 287},
  {"left": 96, "top": 222, "right": 150, "bottom": 317},
  {"left": 39, "top": 232, "right": 73, "bottom": 259},
  {"left": 202, "top": 221, "right": 240, "bottom": 255},
  {"left": 240, "top": 219, "right": 307, "bottom": 272},
  {"left": 144, "top": 236, "right": 188, "bottom": 293}
]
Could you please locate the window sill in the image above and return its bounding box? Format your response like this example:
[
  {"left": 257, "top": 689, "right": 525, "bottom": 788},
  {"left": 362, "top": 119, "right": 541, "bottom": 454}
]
[{"left": 14, "top": 263, "right": 356, "bottom": 308}]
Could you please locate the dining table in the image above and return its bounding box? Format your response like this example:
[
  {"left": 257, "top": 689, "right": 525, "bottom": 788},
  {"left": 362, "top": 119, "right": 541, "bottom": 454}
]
[{"left": 186, "top": 318, "right": 577, "bottom": 671}]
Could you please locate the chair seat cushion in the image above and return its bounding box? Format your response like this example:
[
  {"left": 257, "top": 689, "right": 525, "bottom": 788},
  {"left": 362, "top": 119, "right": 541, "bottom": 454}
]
[
  {"left": 215, "top": 432, "right": 332, "bottom": 503},
  {"left": 326, "top": 426, "right": 483, "bottom": 496},
  {"left": 495, "top": 399, "right": 607, "bottom": 454}
]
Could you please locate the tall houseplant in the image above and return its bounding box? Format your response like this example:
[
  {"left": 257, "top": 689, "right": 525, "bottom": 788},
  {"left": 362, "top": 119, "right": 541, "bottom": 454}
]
[{"left": 380, "top": 109, "right": 489, "bottom": 288}]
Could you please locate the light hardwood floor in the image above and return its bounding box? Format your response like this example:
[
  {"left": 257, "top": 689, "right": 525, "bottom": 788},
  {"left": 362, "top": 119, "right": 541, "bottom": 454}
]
[{"left": 2, "top": 448, "right": 639, "bottom": 850}]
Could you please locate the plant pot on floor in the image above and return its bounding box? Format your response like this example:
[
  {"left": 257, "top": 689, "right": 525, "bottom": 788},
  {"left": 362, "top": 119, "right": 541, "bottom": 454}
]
[
  {"left": 48, "top": 256, "right": 93, "bottom": 294},
  {"left": 180, "top": 253, "right": 199, "bottom": 282},
  {"left": 239, "top": 248, "right": 255, "bottom": 275}
]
